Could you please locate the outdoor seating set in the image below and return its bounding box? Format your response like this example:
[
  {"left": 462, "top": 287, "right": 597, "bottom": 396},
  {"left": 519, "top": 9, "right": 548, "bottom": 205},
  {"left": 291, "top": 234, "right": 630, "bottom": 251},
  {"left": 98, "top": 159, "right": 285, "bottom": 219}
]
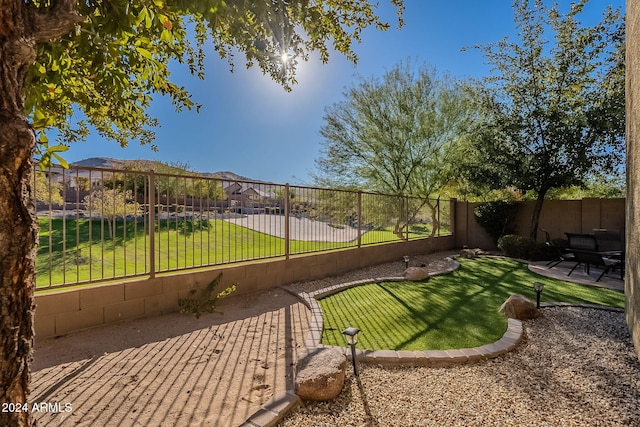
[{"left": 542, "top": 228, "right": 625, "bottom": 282}]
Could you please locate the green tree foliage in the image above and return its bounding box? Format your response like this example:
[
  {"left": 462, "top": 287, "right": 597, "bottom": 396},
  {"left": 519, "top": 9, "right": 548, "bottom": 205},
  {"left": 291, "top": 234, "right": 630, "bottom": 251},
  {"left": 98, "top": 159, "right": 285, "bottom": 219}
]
[
  {"left": 314, "top": 59, "right": 476, "bottom": 236},
  {"left": 33, "top": 171, "right": 64, "bottom": 206},
  {"left": 546, "top": 174, "right": 626, "bottom": 199},
  {"left": 460, "top": 0, "right": 625, "bottom": 240},
  {"left": 84, "top": 188, "right": 142, "bottom": 239},
  {"left": 0, "top": 2, "right": 405, "bottom": 424},
  {"left": 473, "top": 201, "right": 518, "bottom": 243},
  {"left": 28, "top": 0, "right": 405, "bottom": 151}
]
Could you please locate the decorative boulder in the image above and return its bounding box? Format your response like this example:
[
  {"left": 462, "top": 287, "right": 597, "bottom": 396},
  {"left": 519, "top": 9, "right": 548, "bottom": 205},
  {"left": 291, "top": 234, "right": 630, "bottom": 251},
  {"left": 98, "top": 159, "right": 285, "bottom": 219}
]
[
  {"left": 459, "top": 248, "right": 489, "bottom": 259},
  {"left": 404, "top": 266, "right": 430, "bottom": 281},
  {"left": 295, "top": 348, "right": 347, "bottom": 401},
  {"left": 499, "top": 294, "right": 540, "bottom": 320}
]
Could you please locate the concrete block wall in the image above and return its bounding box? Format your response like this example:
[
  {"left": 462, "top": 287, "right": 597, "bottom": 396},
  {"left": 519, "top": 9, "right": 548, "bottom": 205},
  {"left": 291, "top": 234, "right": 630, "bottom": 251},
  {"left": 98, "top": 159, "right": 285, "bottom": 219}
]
[
  {"left": 455, "top": 199, "right": 626, "bottom": 250},
  {"left": 34, "top": 235, "right": 455, "bottom": 338}
]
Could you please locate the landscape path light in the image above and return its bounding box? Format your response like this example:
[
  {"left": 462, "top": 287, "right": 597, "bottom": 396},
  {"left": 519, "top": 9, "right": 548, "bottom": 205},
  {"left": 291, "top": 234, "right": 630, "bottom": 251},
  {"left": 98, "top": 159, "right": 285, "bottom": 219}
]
[
  {"left": 342, "top": 326, "right": 360, "bottom": 377},
  {"left": 533, "top": 281, "right": 545, "bottom": 309},
  {"left": 403, "top": 256, "right": 410, "bottom": 269}
]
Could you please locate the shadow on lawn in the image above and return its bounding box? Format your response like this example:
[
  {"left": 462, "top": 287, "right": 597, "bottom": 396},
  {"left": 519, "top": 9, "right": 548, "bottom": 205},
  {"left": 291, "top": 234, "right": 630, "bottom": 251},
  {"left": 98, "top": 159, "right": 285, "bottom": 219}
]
[
  {"left": 38, "top": 218, "right": 210, "bottom": 258},
  {"left": 319, "top": 257, "right": 625, "bottom": 351}
]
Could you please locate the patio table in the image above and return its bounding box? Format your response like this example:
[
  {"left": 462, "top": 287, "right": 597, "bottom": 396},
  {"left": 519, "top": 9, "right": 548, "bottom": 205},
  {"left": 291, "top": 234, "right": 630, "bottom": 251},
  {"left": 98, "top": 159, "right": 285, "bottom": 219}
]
[{"left": 565, "top": 233, "right": 625, "bottom": 281}]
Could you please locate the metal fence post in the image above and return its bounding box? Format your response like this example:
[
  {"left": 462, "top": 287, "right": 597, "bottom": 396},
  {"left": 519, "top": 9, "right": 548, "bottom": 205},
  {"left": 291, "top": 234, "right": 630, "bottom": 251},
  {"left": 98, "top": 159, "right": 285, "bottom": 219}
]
[
  {"left": 357, "top": 191, "right": 362, "bottom": 248},
  {"left": 437, "top": 198, "right": 441, "bottom": 237},
  {"left": 450, "top": 198, "right": 457, "bottom": 239},
  {"left": 284, "top": 183, "right": 290, "bottom": 259},
  {"left": 405, "top": 195, "right": 410, "bottom": 241},
  {"left": 149, "top": 170, "right": 156, "bottom": 278}
]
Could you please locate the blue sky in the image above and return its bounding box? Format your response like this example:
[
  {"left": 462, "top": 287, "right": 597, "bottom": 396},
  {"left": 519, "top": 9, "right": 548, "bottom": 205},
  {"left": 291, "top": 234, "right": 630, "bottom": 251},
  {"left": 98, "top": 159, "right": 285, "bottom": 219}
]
[{"left": 61, "top": 0, "right": 625, "bottom": 184}]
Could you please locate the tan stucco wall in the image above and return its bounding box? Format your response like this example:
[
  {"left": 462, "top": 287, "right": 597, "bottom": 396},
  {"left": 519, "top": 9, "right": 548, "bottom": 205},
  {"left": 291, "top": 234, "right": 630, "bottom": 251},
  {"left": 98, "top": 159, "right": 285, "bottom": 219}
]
[
  {"left": 626, "top": 0, "right": 640, "bottom": 360},
  {"left": 34, "top": 236, "right": 455, "bottom": 338}
]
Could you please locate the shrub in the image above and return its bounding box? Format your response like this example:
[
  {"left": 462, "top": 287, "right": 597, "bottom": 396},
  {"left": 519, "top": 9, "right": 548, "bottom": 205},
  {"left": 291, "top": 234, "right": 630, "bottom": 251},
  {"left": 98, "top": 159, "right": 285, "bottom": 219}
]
[
  {"left": 497, "top": 234, "right": 535, "bottom": 259},
  {"left": 179, "top": 273, "right": 236, "bottom": 319},
  {"left": 473, "top": 201, "right": 518, "bottom": 242},
  {"left": 528, "top": 242, "right": 557, "bottom": 261}
]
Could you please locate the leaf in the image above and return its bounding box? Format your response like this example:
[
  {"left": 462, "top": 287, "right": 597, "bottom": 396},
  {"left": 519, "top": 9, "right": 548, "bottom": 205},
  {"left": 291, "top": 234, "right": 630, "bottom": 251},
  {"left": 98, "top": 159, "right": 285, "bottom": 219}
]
[
  {"left": 134, "top": 8, "right": 147, "bottom": 27},
  {"left": 49, "top": 145, "right": 69, "bottom": 153},
  {"left": 160, "top": 29, "right": 172, "bottom": 43},
  {"left": 32, "top": 108, "right": 55, "bottom": 129},
  {"left": 136, "top": 47, "right": 153, "bottom": 59},
  {"left": 145, "top": 11, "right": 153, "bottom": 29},
  {"left": 52, "top": 153, "right": 69, "bottom": 169}
]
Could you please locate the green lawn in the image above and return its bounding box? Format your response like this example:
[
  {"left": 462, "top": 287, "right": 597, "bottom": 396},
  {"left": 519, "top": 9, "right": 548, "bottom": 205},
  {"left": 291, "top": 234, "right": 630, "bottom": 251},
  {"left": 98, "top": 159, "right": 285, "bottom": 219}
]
[
  {"left": 36, "top": 218, "right": 447, "bottom": 287},
  {"left": 319, "top": 257, "right": 625, "bottom": 351}
]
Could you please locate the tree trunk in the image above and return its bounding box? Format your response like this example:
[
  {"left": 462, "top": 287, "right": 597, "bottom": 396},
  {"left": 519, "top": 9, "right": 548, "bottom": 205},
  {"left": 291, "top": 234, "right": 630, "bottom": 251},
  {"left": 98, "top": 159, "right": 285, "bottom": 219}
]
[
  {"left": 529, "top": 189, "right": 548, "bottom": 242},
  {"left": 393, "top": 196, "right": 408, "bottom": 240},
  {"left": 1, "top": 2, "right": 82, "bottom": 425},
  {"left": 0, "top": 8, "right": 38, "bottom": 427},
  {"left": 0, "top": 124, "right": 36, "bottom": 427},
  {"left": 426, "top": 199, "right": 440, "bottom": 238}
]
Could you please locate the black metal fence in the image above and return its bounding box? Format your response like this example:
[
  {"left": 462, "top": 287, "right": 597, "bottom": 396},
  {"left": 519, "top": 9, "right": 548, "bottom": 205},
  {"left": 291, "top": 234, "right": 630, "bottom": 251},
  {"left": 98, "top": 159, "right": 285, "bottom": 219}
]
[{"left": 35, "top": 165, "right": 451, "bottom": 289}]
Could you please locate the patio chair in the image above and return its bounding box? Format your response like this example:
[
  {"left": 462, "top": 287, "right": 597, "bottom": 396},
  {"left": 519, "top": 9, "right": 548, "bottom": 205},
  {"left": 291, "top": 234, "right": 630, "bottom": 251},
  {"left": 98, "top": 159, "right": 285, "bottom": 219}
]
[
  {"left": 593, "top": 229, "right": 623, "bottom": 252},
  {"left": 567, "top": 249, "right": 624, "bottom": 282},
  {"left": 565, "top": 232, "right": 598, "bottom": 252},
  {"left": 540, "top": 228, "right": 576, "bottom": 269}
]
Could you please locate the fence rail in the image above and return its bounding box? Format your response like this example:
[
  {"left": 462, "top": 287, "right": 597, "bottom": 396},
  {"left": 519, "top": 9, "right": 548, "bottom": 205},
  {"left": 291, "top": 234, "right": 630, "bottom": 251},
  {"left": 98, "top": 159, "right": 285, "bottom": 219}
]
[{"left": 34, "top": 165, "right": 451, "bottom": 289}]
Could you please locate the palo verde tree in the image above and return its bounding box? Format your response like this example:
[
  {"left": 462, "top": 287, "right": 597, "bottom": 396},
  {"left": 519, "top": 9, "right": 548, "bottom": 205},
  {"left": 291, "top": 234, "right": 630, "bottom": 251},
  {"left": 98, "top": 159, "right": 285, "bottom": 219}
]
[
  {"left": 83, "top": 188, "right": 142, "bottom": 239},
  {"left": 314, "top": 59, "right": 476, "bottom": 237},
  {"left": 461, "top": 0, "right": 625, "bottom": 240},
  {"left": 0, "top": 1, "right": 404, "bottom": 425}
]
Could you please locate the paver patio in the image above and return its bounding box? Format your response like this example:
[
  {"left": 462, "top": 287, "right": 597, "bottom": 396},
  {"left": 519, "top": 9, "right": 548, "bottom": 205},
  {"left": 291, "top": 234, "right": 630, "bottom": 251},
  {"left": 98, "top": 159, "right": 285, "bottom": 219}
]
[
  {"left": 31, "top": 288, "right": 309, "bottom": 427},
  {"left": 30, "top": 253, "right": 624, "bottom": 426}
]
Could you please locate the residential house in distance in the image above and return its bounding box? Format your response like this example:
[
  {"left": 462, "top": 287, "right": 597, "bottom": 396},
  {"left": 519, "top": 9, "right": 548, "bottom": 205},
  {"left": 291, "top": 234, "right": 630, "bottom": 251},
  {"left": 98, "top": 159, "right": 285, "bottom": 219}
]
[{"left": 222, "top": 181, "right": 279, "bottom": 214}]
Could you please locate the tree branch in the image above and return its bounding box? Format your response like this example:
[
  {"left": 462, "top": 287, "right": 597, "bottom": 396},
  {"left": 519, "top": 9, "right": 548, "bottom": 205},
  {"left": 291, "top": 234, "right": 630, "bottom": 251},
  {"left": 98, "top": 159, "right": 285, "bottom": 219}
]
[{"left": 32, "top": 0, "right": 85, "bottom": 42}]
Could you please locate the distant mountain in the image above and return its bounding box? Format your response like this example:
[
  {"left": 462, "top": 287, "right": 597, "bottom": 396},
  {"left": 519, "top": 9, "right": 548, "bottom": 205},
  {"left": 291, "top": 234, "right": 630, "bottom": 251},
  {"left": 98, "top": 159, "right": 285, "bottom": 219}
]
[
  {"left": 200, "top": 171, "right": 256, "bottom": 182},
  {"left": 70, "top": 157, "right": 259, "bottom": 182},
  {"left": 70, "top": 157, "right": 124, "bottom": 169}
]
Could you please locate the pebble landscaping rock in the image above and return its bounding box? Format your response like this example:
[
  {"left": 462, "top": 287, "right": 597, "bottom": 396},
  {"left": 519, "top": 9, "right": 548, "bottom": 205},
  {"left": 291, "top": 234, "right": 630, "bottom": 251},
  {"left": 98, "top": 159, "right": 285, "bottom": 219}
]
[
  {"left": 282, "top": 253, "right": 640, "bottom": 427},
  {"left": 279, "top": 308, "right": 640, "bottom": 426}
]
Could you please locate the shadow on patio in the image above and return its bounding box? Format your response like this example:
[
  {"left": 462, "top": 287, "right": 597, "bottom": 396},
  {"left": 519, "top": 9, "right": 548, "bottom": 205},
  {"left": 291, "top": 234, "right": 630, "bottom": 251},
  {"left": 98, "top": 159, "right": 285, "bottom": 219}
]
[
  {"left": 528, "top": 260, "right": 624, "bottom": 292},
  {"left": 30, "top": 288, "right": 310, "bottom": 427}
]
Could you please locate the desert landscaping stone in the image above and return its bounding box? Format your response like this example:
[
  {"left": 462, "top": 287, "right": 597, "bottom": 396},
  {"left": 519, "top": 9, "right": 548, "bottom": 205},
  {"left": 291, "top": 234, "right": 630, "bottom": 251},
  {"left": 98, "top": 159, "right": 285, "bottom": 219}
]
[
  {"left": 403, "top": 266, "right": 430, "bottom": 280},
  {"left": 295, "top": 347, "right": 347, "bottom": 401},
  {"left": 280, "top": 307, "right": 640, "bottom": 426},
  {"left": 499, "top": 293, "right": 540, "bottom": 320}
]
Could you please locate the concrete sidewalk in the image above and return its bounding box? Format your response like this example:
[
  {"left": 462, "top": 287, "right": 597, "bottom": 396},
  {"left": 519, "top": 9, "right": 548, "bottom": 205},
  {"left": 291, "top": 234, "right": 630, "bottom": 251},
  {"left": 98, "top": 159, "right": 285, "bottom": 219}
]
[{"left": 224, "top": 214, "right": 361, "bottom": 242}]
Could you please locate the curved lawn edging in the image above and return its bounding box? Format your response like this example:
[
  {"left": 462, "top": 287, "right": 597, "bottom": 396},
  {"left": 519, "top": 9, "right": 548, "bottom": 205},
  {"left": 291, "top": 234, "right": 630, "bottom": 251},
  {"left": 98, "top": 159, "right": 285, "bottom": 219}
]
[
  {"left": 540, "top": 302, "right": 625, "bottom": 312},
  {"left": 281, "top": 257, "right": 525, "bottom": 367},
  {"left": 242, "top": 256, "right": 626, "bottom": 427}
]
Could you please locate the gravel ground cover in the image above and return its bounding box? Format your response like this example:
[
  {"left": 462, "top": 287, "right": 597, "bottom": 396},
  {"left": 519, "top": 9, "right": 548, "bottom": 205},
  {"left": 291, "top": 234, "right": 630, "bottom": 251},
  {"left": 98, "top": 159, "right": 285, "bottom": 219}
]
[
  {"left": 279, "top": 307, "right": 640, "bottom": 427},
  {"left": 281, "top": 252, "right": 640, "bottom": 427},
  {"left": 289, "top": 251, "right": 461, "bottom": 295}
]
